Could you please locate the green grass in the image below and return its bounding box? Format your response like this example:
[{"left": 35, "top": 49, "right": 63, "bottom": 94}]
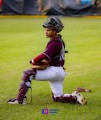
[{"left": 0, "top": 17, "right": 101, "bottom": 120}]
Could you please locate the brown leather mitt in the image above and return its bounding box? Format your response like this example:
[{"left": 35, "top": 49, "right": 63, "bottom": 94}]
[{"left": 31, "top": 59, "right": 49, "bottom": 70}]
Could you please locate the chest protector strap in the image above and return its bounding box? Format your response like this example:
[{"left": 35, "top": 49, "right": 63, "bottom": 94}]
[{"left": 54, "top": 35, "right": 68, "bottom": 60}]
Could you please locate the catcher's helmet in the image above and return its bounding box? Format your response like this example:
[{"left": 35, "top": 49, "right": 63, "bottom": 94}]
[{"left": 43, "top": 16, "right": 64, "bottom": 33}]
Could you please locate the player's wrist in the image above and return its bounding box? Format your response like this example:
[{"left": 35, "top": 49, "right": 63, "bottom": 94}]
[{"left": 29, "top": 60, "right": 34, "bottom": 65}]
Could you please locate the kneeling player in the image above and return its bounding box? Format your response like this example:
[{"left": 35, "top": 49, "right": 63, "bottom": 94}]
[{"left": 8, "top": 17, "right": 87, "bottom": 105}]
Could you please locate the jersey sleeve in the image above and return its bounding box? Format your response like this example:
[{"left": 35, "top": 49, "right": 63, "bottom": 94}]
[
  {"left": 42, "top": 41, "right": 62, "bottom": 60},
  {"left": 33, "top": 54, "right": 48, "bottom": 64}
]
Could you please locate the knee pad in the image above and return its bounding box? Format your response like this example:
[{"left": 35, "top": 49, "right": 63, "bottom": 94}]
[
  {"left": 24, "top": 69, "right": 36, "bottom": 76},
  {"left": 22, "top": 69, "right": 37, "bottom": 82}
]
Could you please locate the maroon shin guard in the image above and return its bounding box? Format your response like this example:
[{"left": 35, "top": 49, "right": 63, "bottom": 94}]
[
  {"left": 17, "top": 82, "right": 28, "bottom": 104},
  {"left": 16, "top": 69, "right": 36, "bottom": 104},
  {"left": 52, "top": 93, "right": 77, "bottom": 104}
]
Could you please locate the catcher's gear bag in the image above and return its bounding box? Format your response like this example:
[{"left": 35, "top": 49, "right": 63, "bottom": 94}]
[{"left": 43, "top": 16, "right": 64, "bottom": 33}]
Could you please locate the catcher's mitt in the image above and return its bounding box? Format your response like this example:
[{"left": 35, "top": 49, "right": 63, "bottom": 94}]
[{"left": 31, "top": 59, "right": 49, "bottom": 70}]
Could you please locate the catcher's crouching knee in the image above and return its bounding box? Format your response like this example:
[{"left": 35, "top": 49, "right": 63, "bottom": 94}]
[{"left": 22, "top": 69, "right": 37, "bottom": 81}]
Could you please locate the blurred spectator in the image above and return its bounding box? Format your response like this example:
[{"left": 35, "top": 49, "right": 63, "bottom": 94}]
[
  {"left": 0, "top": 0, "right": 2, "bottom": 7},
  {"left": 80, "top": 0, "right": 92, "bottom": 5},
  {"left": 0, "top": 0, "right": 2, "bottom": 13}
]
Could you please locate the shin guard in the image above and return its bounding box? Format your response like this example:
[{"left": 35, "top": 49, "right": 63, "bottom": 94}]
[
  {"left": 52, "top": 93, "right": 77, "bottom": 104},
  {"left": 17, "top": 69, "right": 36, "bottom": 104},
  {"left": 16, "top": 82, "right": 29, "bottom": 104}
]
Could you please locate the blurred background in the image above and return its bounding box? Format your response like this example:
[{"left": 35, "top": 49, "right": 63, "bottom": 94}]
[{"left": 0, "top": 0, "right": 101, "bottom": 16}]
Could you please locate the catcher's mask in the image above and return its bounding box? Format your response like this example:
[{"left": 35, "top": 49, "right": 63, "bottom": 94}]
[{"left": 43, "top": 16, "right": 64, "bottom": 33}]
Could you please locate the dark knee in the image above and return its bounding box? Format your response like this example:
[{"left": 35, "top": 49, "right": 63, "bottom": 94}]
[
  {"left": 24, "top": 69, "right": 36, "bottom": 75},
  {"left": 22, "top": 69, "right": 36, "bottom": 81}
]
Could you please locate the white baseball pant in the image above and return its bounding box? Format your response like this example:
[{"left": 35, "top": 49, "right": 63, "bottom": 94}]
[{"left": 33, "top": 66, "right": 66, "bottom": 97}]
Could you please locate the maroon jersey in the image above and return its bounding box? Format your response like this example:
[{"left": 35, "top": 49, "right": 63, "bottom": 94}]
[{"left": 42, "top": 35, "right": 65, "bottom": 67}]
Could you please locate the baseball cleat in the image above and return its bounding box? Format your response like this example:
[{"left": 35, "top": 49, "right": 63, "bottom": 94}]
[
  {"left": 7, "top": 99, "right": 19, "bottom": 104},
  {"left": 7, "top": 96, "right": 27, "bottom": 105},
  {"left": 72, "top": 91, "right": 87, "bottom": 105}
]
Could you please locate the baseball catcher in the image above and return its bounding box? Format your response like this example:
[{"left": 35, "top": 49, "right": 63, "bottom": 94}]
[{"left": 8, "top": 16, "right": 87, "bottom": 105}]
